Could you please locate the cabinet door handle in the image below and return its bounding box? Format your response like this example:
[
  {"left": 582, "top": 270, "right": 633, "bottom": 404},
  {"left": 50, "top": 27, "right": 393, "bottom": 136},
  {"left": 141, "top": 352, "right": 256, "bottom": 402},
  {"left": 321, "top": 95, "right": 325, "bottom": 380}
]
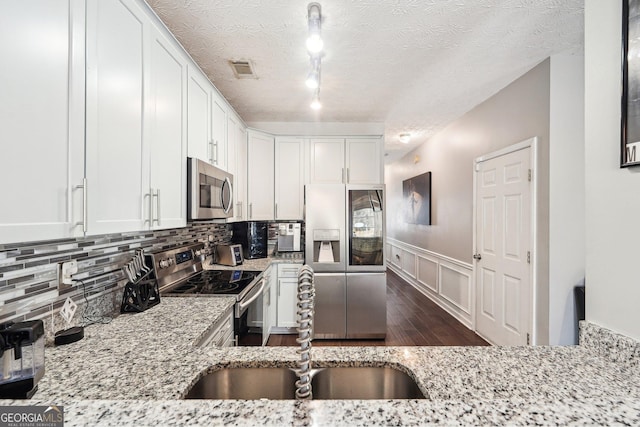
[
  {"left": 146, "top": 188, "right": 153, "bottom": 225},
  {"left": 152, "top": 189, "right": 160, "bottom": 225},
  {"left": 347, "top": 168, "right": 350, "bottom": 183},
  {"left": 75, "top": 178, "right": 87, "bottom": 233},
  {"left": 236, "top": 202, "right": 242, "bottom": 219},
  {"left": 249, "top": 203, "right": 252, "bottom": 219},
  {"left": 214, "top": 140, "right": 219, "bottom": 165},
  {"left": 278, "top": 280, "right": 281, "bottom": 297},
  {"left": 208, "top": 140, "right": 214, "bottom": 164},
  {"left": 275, "top": 202, "right": 278, "bottom": 219}
]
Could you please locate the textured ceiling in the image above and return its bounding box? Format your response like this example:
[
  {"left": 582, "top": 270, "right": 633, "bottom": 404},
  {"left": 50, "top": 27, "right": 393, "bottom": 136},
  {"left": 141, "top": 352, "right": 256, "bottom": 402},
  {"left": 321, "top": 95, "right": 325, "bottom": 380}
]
[{"left": 146, "top": 0, "right": 584, "bottom": 163}]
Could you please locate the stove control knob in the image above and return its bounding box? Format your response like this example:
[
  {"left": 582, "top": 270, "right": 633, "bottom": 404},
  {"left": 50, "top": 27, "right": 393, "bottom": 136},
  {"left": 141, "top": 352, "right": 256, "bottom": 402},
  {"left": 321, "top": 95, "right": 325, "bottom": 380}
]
[
  {"left": 194, "top": 249, "right": 202, "bottom": 257},
  {"left": 159, "top": 259, "right": 170, "bottom": 269},
  {"left": 168, "top": 258, "right": 175, "bottom": 266}
]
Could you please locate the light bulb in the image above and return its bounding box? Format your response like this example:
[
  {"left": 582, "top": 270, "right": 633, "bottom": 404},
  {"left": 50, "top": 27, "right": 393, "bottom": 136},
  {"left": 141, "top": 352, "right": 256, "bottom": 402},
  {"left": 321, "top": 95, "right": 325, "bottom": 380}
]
[
  {"left": 306, "top": 34, "right": 324, "bottom": 53},
  {"left": 306, "top": 3, "right": 323, "bottom": 53},
  {"left": 310, "top": 95, "right": 322, "bottom": 110},
  {"left": 399, "top": 133, "right": 411, "bottom": 144},
  {"left": 305, "top": 69, "right": 319, "bottom": 89}
]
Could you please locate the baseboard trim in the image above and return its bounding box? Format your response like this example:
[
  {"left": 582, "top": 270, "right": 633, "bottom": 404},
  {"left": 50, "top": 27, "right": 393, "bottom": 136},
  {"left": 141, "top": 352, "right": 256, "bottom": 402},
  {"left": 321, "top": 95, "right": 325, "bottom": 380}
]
[{"left": 386, "top": 239, "right": 474, "bottom": 330}]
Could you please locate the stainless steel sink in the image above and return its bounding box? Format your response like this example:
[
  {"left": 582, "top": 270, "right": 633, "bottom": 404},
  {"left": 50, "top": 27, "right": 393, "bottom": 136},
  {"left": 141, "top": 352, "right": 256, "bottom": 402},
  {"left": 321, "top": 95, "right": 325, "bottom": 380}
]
[
  {"left": 185, "top": 367, "right": 297, "bottom": 400},
  {"left": 311, "top": 367, "right": 426, "bottom": 399},
  {"left": 184, "top": 365, "right": 425, "bottom": 400}
]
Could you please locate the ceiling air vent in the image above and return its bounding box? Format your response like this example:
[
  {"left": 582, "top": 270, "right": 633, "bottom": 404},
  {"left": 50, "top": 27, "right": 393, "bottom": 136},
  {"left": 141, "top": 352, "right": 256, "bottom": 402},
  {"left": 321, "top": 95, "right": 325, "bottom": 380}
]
[{"left": 229, "top": 60, "right": 257, "bottom": 79}]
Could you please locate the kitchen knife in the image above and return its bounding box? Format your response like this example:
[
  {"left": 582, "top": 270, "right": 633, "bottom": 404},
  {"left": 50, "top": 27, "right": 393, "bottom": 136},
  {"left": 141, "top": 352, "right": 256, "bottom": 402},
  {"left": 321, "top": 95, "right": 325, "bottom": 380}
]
[{"left": 123, "top": 266, "right": 134, "bottom": 283}]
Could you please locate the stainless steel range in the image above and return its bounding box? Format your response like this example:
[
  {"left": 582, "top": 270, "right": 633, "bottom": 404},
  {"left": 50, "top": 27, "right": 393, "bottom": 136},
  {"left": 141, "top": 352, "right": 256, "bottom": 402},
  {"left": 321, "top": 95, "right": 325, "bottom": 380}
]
[{"left": 147, "top": 242, "right": 267, "bottom": 346}]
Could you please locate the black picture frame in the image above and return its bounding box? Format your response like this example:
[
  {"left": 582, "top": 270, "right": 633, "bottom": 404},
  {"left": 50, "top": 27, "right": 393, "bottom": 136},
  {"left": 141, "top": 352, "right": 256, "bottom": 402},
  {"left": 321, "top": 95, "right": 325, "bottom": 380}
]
[
  {"left": 622, "top": 0, "right": 640, "bottom": 167},
  {"left": 402, "top": 172, "right": 432, "bottom": 225}
]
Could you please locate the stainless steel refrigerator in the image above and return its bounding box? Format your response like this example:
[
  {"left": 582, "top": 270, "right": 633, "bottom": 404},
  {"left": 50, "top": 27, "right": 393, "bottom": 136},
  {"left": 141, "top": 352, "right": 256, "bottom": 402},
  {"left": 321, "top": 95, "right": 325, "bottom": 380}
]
[{"left": 305, "top": 184, "right": 386, "bottom": 339}]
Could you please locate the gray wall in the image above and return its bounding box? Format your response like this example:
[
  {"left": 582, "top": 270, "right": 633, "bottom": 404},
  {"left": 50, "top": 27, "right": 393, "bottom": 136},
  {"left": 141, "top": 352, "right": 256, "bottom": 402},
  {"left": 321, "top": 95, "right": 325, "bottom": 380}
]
[
  {"left": 585, "top": 0, "right": 640, "bottom": 341},
  {"left": 385, "top": 59, "right": 551, "bottom": 263},
  {"left": 548, "top": 53, "right": 586, "bottom": 345},
  {"left": 386, "top": 55, "right": 587, "bottom": 345}
]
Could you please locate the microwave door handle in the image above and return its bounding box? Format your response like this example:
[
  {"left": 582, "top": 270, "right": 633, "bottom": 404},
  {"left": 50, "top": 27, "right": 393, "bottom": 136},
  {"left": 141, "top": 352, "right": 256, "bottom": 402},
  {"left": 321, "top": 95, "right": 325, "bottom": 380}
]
[
  {"left": 222, "top": 177, "right": 233, "bottom": 214},
  {"left": 237, "top": 279, "right": 265, "bottom": 313}
]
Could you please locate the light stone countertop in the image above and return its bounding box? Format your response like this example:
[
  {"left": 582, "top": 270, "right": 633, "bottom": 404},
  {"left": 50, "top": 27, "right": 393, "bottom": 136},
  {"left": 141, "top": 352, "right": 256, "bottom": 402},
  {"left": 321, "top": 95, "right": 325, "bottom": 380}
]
[
  {"left": 205, "top": 254, "right": 304, "bottom": 272},
  {"left": 1, "top": 298, "right": 639, "bottom": 426}
]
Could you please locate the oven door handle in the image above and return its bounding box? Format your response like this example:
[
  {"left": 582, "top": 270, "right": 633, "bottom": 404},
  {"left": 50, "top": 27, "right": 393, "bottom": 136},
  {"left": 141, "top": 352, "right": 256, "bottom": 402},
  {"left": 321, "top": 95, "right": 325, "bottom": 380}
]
[{"left": 236, "top": 278, "right": 265, "bottom": 315}]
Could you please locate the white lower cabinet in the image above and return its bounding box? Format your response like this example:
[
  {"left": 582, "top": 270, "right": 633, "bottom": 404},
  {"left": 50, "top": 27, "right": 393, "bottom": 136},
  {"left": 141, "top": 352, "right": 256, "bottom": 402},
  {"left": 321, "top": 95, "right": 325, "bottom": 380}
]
[
  {"left": 197, "top": 306, "right": 234, "bottom": 347},
  {"left": 262, "top": 265, "right": 277, "bottom": 345},
  {"left": 275, "top": 264, "right": 302, "bottom": 331}
]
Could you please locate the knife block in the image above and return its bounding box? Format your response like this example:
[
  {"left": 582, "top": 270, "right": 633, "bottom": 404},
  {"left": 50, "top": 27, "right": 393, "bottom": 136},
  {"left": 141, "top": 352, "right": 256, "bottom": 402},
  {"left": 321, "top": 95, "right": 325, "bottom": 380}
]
[{"left": 120, "top": 278, "right": 160, "bottom": 313}]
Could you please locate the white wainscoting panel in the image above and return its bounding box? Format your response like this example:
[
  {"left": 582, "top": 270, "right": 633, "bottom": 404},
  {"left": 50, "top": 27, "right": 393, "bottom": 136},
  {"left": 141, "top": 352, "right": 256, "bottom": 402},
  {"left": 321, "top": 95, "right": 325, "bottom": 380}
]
[
  {"left": 416, "top": 255, "right": 438, "bottom": 293},
  {"left": 401, "top": 250, "right": 416, "bottom": 278},
  {"left": 387, "top": 238, "right": 473, "bottom": 329},
  {"left": 389, "top": 245, "right": 402, "bottom": 269},
  {"left": 439, "top": 262, "right": 471, "bottom": 315}
]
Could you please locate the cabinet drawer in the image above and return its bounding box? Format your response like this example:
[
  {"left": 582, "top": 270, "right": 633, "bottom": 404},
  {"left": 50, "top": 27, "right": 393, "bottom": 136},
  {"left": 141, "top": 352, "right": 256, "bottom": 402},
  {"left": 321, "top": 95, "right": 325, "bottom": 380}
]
[
  {"left": 198, "top": 307, "right": 234, "bottom": 347},
  {"left": 277, "top": 263, "right": 302, "bottom": 278}
]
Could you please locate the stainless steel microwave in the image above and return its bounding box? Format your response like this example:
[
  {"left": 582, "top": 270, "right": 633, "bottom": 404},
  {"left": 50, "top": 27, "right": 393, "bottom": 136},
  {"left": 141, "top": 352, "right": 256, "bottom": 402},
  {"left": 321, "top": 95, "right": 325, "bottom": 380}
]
[{"left": 187, "top": 157, "right": 233, "bottom": 220}]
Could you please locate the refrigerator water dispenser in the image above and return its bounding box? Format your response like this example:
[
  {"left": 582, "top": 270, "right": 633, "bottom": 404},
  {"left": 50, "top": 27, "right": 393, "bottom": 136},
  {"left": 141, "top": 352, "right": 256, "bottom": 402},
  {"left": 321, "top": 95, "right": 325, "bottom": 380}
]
[{"left": 312, "top": 229, "right": 340, "bottom": 264}]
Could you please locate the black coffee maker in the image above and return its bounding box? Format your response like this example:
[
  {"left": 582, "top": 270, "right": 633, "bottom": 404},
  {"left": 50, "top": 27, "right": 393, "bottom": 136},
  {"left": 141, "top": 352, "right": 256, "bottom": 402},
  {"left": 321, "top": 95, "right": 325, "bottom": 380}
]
[
  {"left": 0, "top": 320, "right": 45, "bottom": 399},
  {"left": 232, "top": 221, "right": 268, "bottom": 259}
]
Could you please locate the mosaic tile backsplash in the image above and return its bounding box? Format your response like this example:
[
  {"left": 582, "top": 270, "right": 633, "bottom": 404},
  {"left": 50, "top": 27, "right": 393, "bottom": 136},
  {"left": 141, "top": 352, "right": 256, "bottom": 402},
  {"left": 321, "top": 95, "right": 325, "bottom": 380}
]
[{"left": 0, "top": 222, "right": 231, "bottom": 344}]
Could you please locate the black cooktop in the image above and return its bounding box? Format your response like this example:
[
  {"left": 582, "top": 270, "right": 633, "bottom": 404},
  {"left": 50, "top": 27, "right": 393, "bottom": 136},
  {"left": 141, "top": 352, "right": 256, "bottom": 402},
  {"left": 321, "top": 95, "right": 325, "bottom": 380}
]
[{"left": 163, "top": 270, "right": 262, "bottom": 296}]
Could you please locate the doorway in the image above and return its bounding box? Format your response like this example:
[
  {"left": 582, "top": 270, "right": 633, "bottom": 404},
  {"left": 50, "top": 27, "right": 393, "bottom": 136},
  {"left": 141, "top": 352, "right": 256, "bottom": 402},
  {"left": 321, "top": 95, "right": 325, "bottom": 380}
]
[{"left": 473, "top": 139, "right": 535, "bottom": 346}]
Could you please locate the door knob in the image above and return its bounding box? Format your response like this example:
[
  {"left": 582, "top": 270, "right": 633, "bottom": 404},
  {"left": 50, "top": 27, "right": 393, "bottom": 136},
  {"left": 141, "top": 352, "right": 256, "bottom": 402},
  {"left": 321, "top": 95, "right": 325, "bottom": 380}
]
[{"left": 472, "top": 253, "right": 482, "bottom": 261}]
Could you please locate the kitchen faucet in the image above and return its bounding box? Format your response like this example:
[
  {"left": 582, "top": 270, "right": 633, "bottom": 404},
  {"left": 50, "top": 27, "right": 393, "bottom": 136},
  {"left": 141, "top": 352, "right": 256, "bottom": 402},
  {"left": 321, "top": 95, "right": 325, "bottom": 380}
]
[{"left": 295, "top": 265, "right": 315, "bottom": 399}]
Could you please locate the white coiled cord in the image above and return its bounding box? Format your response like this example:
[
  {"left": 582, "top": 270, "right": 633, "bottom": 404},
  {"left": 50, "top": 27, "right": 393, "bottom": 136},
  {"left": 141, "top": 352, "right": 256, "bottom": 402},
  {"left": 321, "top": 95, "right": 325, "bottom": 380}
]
[{"left": 295, "top": 265, "right": 315, "bottom": 399}]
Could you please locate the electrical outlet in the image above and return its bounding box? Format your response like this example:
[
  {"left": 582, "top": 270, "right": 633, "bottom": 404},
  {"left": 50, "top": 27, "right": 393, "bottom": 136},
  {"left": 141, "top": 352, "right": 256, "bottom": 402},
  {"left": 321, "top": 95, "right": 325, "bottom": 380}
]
[{"left": 61, "top": 260, "right": 78, "bottom": 285}]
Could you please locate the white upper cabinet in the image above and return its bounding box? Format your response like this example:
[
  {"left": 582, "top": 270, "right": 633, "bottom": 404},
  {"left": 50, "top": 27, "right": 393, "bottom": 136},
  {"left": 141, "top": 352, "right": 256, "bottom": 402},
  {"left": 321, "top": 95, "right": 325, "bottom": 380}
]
[
  {"left": 309, "top": 137, "right": 382, "bottom": 185},
  {"left": 85, "top": 0, "right": 149, "bottom": 235},
  {"left": 309, "top": 138, "right": 345, "bottom": 184},
  {"left": 0, "top": 0, "right": 85, "bottom": 244},
  {"left": 186, "top": 67, "right": 229, "bottom": 171},
  {"left": 147, "top": 25, "right": 187, "bottom": 230},
  {"left": 275, "top": 138, "right": 305, "bottom": 220},
  {"left": 346, "top": 138, "right": 383, "bottom": 184},
  {"left": 187, "top": 66, "right": 210, "bottom": 163},
  {"left": 211, "top": 92, "right": 228, "bottom": 170},
  {"left": 86, "top": 0, "right": 187, "bottom": 235},
  {"left": 247, "top": 130, "right": 275, "bottom": 220},
  {"left": 227, "top": 114, "right": 247, "bottom": 222},
  {"left": 0, "top": 0, "right": 247, "bottom": 245}
]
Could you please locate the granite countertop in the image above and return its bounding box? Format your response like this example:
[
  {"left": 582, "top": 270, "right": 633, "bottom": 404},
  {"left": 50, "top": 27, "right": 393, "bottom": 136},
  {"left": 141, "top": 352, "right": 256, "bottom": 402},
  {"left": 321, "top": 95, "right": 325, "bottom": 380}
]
[
  {"left": 206, "top": 254, "right": 304, "bottom": 272},
  {"left": 1, "top": 299, "right": 639, "bottom": 426}
]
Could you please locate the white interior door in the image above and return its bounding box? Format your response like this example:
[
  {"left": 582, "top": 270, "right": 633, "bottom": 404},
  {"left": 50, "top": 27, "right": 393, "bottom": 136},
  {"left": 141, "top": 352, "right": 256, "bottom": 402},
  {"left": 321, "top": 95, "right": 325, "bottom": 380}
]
[{"left": 475, "top": 146, "right": 532, "bottom": 346}]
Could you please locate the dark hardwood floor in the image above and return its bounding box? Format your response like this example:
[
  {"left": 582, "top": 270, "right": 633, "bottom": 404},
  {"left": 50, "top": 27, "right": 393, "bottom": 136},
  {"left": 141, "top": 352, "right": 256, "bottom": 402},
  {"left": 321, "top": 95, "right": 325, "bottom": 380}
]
[{"left": 267, "top": 269, "right": 489, "bottom": 347}]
